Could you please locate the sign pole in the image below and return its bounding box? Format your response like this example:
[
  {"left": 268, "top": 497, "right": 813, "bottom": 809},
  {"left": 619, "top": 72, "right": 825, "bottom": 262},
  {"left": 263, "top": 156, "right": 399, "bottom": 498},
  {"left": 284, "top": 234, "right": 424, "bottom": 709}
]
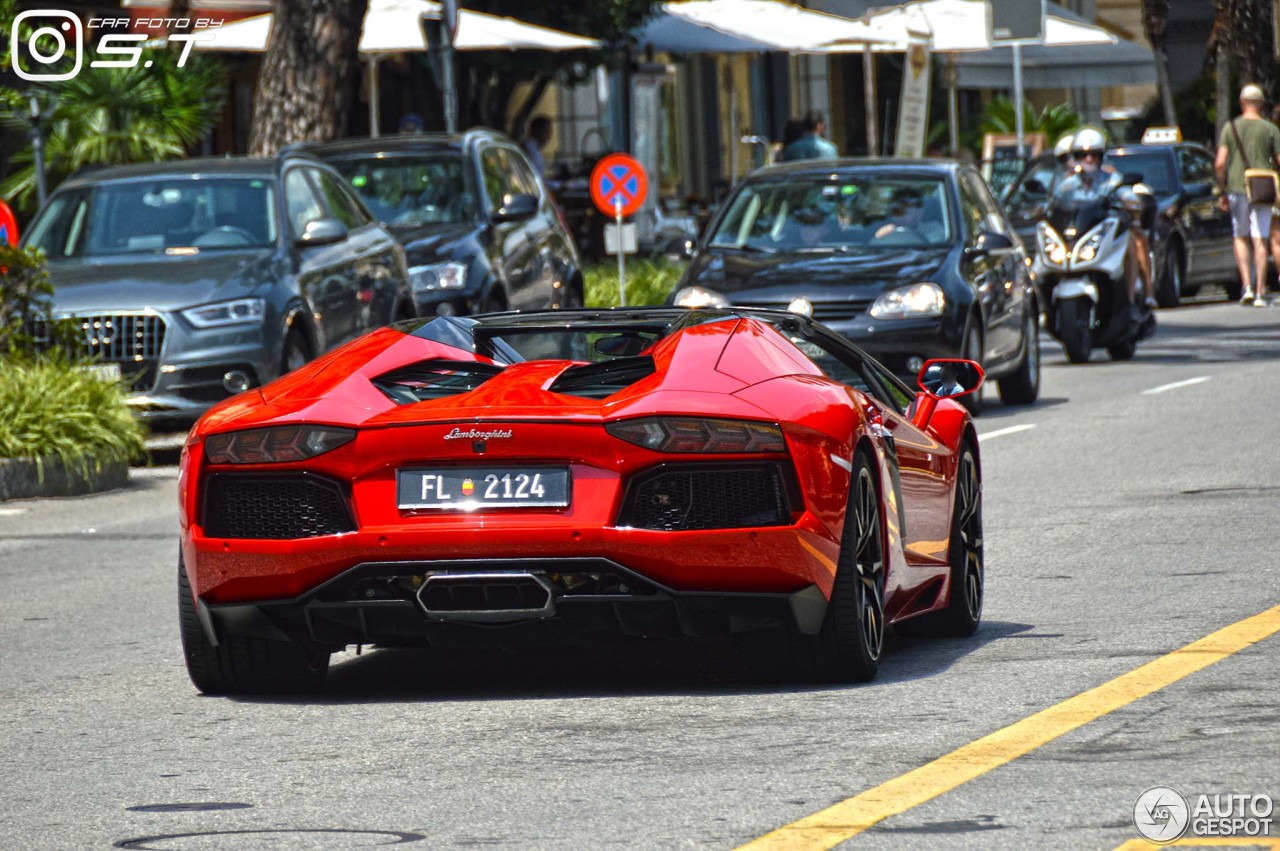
[
  {"left": 1012, "top": 42, "right": 1025, "bottom": 158},
  {"left": 442, "top": 0, "right": 459, "bottom": 133},
  {"left": 614, "top": 196, "right": 626, "bottom": 307}
]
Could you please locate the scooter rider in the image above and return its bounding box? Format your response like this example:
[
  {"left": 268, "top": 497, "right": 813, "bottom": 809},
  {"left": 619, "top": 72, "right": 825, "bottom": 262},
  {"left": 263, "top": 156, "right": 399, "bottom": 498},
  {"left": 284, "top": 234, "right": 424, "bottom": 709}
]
[{"left": 1059, "top": 128, "right": 1157, "bottom": 309}]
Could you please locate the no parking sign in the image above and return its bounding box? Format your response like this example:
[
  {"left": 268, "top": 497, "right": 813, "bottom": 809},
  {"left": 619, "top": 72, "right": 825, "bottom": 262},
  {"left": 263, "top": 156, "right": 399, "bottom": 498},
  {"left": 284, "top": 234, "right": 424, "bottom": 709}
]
[{"left": 590, "top": 153, "right": 648, "bottom": 219}]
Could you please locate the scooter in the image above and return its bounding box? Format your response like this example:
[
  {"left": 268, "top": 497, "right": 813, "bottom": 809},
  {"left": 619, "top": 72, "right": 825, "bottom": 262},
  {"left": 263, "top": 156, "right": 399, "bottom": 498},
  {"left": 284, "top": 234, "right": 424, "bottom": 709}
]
[{"left": 1034, "top": 175, "right": 1156, "bottom": 363}]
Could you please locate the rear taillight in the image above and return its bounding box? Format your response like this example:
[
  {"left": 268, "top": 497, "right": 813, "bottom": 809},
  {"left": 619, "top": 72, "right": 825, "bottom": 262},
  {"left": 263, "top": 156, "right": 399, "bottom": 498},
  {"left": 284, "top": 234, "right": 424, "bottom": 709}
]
[
  {"left": 204, "top": 426, "right": 355, "bottom": 464},
  {"left": 606, "top": 417, "right": 786, "bottom": 453}
]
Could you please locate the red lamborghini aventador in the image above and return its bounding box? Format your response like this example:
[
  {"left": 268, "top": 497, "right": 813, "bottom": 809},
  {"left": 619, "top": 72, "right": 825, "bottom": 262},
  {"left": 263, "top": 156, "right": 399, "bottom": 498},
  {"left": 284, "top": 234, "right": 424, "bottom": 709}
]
[{"left": 178, "top": 308, "right": 985, "bottom": 693}]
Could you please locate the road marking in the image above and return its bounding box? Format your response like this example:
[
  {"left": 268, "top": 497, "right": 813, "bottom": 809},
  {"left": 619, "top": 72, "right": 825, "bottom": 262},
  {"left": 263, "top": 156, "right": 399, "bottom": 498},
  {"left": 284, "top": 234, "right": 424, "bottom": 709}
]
[
  {"left": 0, "top": 508, "right": 28, "bottom": 516},
  {"left": 977, "top": 424, "right": 1036, "bottom": 441},
  {"left": 738, "top": 604, "right": 1280, "bottom": 850},
  {"left": 1142, "top": 376, "right": 1211, "bottom": 395}
]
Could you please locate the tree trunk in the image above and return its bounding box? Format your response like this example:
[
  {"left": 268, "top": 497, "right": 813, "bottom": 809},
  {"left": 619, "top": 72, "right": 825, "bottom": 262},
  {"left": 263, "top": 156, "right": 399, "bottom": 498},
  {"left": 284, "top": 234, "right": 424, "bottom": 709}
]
[
  {"left": 249, "top": 0, "right": 369, "bottom": 156},
  {"left": 1141, "top": 0, "right": 1177, "bottom": 126},
  {"left": 1212, "top": 0, "right": 1233, "bottom": 142}
]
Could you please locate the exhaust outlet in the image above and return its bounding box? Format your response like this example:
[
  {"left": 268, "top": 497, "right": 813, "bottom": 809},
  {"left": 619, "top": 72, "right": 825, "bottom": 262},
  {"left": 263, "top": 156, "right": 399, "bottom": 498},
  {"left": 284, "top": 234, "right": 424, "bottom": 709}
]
[{"left": 417, "top": 572, "right": 555, "bottom": 623}]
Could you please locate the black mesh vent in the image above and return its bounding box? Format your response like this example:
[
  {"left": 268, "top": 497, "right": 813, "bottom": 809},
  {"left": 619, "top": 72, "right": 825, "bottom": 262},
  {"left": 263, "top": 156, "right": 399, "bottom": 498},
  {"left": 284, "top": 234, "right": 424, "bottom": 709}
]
[
  {"left": 373, "top": 360, "right": 505, "bottom": 404},
  {"left": 202, "top": 474, "right": 355, "bottom": 539},
  {"left": 619, "top": 464, "right": 791, "bottom": 531},
  {"left": 549, "top": 356, "right": 655, "bottom": 399}
]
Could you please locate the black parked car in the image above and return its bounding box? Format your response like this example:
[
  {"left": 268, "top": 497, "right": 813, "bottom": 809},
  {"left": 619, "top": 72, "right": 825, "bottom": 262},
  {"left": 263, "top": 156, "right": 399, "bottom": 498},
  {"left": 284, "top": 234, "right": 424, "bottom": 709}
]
[
  {"left": 672, "top": 160, "right": 1040, "bottom": 411},
  {"left": 20, "top": 156, "right": 411, "bottom": 422},
  {"left": 1003, "top": 143, "right": 1236, "bottom": 305},
  {"left": 297, "top": 130, "right": 583, "bottom": 317}
]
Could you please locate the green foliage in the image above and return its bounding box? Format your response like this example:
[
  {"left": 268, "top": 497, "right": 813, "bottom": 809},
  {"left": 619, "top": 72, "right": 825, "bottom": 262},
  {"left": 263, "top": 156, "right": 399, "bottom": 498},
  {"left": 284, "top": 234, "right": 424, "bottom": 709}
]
[
  {"left": 1138, "top": 71, "right": 1218, "bottom": 148},
  {"left": 1, "top": 48, "right": 225, "bottom": 211},
  {"left": 0, "top": 355, "right": 147, "bottom": 469},
  {"left": 978, "top": 97, "right": 1082, "bottom": 146},
  {"left": 585, "top": 258, "right": 684, "bottom": 307},
  {"left": 0, "top": 244, "right": 78, "bottom": 356}
]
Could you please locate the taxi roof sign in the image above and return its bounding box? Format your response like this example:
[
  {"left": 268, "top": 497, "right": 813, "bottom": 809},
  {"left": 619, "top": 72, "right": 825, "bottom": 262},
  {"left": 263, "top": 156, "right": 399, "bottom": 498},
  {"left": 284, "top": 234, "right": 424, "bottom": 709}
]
[{"left": 1141, "top": 126, "right": 1182, "bottom": 145}]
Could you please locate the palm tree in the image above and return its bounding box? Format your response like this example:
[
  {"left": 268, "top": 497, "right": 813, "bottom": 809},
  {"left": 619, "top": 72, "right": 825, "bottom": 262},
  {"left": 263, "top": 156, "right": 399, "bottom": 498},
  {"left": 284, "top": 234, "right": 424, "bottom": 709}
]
[
  {"left": 0, "top": 50, "right": 224, "bottom": 210},
  {"left": 1141, "top": 0, "right": 1177, "bottom": 128},
  {"left": 978, "top": 97, "right": 1081, "bottom": 146}
]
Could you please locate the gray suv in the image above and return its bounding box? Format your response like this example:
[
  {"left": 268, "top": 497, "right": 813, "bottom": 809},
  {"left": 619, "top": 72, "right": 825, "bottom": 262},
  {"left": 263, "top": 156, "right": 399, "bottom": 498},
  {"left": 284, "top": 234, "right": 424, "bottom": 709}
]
[{"left": 21, "top": 155, "right": 412, "bottom": 423}]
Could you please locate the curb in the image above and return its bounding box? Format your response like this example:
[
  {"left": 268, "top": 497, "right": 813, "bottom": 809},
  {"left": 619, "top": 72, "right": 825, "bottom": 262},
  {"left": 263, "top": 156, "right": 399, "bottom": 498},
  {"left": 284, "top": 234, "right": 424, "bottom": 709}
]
[{"left": 0, "top": 456, "right": 130, "bottom": 502}]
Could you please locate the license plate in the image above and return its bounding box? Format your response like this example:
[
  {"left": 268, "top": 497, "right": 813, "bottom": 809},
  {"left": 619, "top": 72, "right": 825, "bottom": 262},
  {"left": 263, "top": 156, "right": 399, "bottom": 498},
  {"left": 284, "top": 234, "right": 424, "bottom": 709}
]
[
  {"left": 397, "top": 467, "right": 570, "bottom": 510},
  {"left": 80, "top": 362, "right": 123, "bottom": 382}
]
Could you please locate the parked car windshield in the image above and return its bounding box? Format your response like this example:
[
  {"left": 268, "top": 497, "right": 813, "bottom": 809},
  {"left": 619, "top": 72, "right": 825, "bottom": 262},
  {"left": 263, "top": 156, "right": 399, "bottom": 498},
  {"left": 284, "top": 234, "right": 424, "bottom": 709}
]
[
  {"left": 1107, "top": 152, "right": 1176, "bottom": 196},
  {"left": 329, "top": 155, "right": 476, "bottom": 226},
  {"left": 709, "top": 176, "right": 952, "bottom": 252},
  {"left": 25, "top": 177, "right": 278, "bottom": 258}
]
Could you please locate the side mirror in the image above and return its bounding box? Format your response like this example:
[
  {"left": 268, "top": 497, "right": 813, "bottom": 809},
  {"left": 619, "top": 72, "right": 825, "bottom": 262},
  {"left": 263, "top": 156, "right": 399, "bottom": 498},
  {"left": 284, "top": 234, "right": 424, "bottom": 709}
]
[
  {"left": 492, "top": 193, "right": 538, "bottom": 222},
  {"left": 968, "top": 230, "right": 1015, "bottom": 257},
  {"left": 1185, "top": 182, "right": 1214, "bottom": 200},
  {"left": 911, "top": 358, "right": 985, "bottom": 428},
  {"left": 919, "top": 358, "right": 985, "bottom": 399},
  {"left": 295, "top": 217, "right": 348, "bottom": 248},
  {"left": 1022, "top": 178, "right": 1049, "bottom": 196}
]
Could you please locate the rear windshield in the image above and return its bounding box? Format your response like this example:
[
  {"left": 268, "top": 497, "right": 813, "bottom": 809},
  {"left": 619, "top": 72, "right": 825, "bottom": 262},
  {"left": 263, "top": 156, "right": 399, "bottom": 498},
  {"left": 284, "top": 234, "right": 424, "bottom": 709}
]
[
  {"left": 710, "top": 175, "right": 952, "bottom": 252},
  {"left": 25, "top": 178, "right": 277, "bottom": 257},
  {"left": 1107, "top": 152, "right": 1176, "bottom": 196}
]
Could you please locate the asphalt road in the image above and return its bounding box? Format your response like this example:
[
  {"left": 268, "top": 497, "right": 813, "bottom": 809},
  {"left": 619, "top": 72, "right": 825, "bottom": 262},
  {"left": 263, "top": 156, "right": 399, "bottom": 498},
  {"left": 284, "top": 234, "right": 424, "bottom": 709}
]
[{"left": 1, "top": 299, "right": 1277, "bottom": 850}]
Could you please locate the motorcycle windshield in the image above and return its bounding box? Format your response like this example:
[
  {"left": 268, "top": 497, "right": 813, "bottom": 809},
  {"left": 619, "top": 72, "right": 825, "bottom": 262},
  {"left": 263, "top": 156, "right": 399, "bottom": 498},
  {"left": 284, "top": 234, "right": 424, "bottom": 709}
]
[{"left": 1047, "top": 180, "right": 1113, "bottom": 244}]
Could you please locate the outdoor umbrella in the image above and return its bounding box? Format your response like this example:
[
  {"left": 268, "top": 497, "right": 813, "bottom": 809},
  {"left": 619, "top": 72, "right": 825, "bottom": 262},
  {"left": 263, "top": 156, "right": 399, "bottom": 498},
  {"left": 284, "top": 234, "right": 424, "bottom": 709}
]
[
  {"left": 820, "top": 0, "right": 1132, "bottom": 155},
  {"left": 634, "top": 0, "right": 916, "bottom": 158},
  {"left": 194, "top": 0, "right": 599, "bottom": 135}
]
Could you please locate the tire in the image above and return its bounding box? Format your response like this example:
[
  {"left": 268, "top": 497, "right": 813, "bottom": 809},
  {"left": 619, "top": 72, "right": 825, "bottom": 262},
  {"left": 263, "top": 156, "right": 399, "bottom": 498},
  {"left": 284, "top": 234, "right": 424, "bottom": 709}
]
[
  {"left": 1155, "top": 245, "right": 1183, "bottom": 308},
  {"left": 900, "top": 441, "right": 983, "bottom": 638},
  {"left": 1056, "top": 298, "right": 1092, "bottom": 364},
  {"left": 1107, "top": 339, "right": 1137, "bottom": 360},
  {"left": 178, "top": 559, "right": 328, "bottom": 695},
  {"left": 280, "top": 326, "right": 311, "bottom": 376},
  {"left": 746, "top": 451, "right": 886, "bottom": 684},
  {"left": 958, "top": 323, "right": 984, "bottom": 416},
  {"left": 997, "top": 307, "right": 1041, "bottom": 405}
]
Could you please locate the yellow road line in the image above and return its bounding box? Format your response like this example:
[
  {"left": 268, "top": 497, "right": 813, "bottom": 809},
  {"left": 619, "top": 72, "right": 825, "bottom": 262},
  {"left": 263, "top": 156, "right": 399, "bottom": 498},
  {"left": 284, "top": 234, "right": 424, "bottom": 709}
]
[{"left": 740, "top": 605, "right": 1280, "bottom": 850}]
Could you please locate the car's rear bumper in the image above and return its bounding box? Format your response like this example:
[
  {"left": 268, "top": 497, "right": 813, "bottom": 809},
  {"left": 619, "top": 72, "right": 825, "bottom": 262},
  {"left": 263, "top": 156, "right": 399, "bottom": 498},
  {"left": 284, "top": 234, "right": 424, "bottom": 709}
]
[{"left": 197, "top": 557, "right": 829, "bottom": 649}]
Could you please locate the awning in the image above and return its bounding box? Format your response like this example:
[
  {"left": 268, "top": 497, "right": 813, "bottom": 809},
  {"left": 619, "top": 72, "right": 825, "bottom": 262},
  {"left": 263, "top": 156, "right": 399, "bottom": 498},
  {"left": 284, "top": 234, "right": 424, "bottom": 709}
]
[
  {"left": 635, "top": 0, "right": 906, "bottom": 53},
  {"left": 194, "top": 0, "right": 600, "bottom": 54}
]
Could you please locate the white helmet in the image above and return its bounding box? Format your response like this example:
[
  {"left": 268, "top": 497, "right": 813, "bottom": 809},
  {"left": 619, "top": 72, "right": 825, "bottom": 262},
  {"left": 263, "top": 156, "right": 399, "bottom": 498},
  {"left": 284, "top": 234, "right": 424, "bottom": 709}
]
[
  {"left": 1054, "top": 134, "right": 1074, "bottom": 161},
  {"left": 1070, "top": 127, "right": 1107, "bottom": 157}
]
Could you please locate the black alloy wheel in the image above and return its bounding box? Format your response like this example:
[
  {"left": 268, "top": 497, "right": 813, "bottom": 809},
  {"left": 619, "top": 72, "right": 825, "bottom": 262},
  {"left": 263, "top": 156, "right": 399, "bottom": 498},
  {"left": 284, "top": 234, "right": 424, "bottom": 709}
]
[
  {"left": 959, "top": 323, "right": 984, "bottom": 415},
  {"left": 178, "top": 559, "right": 329, "bottom": 695},
  {"left": 1155, "top": 246, "right": 1183, "bottom": 308},
  {"left": 901, "top": 441, "right": 983, "bottom": 637},
  {"left": 740, "top": 452, "right": 886, "bottom": 683},
  {"left": 281, "top": 326, "right": 311, "bottom": 375},
  {"left": 997, "top": 307, "right": 1041, "bottom": 405}
]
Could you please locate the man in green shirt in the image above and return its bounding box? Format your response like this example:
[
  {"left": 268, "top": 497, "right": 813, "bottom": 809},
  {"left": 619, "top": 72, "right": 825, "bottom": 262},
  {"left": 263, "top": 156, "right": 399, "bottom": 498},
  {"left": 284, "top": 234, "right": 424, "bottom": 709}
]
[{"left": 1215, "top": 83, "right": 1280, "bottom": 306}]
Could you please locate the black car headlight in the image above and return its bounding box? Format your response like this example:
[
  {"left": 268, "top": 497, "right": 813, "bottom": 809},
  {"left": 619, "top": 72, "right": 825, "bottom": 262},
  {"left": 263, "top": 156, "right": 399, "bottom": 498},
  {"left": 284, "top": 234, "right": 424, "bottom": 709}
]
[
  {"left": 204, "top": 426, "right": 355, "bottom": 464},
  {"left": 182, "top": 297, "right": 264, "bottom": 328},
  {"left": 868, "top": 282, "right": 945, "bottom": 320},
  {"left": 409, "top": 262, "right": 467, "bottom": 294},
  {"left": 672, "top": 285, "right": 730, "bottom": 308}
]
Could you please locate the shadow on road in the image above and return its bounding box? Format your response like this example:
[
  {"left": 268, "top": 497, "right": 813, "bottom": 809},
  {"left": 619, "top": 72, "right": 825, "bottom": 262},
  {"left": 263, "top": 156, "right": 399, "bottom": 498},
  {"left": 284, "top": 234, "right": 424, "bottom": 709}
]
[{"left": 227, "top": 620, "right": 1038, "bottom": 705}]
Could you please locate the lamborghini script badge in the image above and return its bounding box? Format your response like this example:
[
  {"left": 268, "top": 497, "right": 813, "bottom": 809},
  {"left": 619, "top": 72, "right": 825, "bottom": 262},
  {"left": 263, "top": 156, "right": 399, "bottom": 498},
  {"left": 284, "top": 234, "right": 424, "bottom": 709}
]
[{"left": 444, "top": 427, "right": 513, "bottom": 440}]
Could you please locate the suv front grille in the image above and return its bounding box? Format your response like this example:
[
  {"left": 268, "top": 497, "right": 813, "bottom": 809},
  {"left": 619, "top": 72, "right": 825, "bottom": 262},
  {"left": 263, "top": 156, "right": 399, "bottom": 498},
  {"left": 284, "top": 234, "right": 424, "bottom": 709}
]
[
  {"left": 619, "top": 463, "right": 792, "bottom": 531},
  {"left": 71, "top": 312, "right": 166, "bottom": 360},
  {"left": 201, "top": 473, "right": 356, "bottom": 539}
]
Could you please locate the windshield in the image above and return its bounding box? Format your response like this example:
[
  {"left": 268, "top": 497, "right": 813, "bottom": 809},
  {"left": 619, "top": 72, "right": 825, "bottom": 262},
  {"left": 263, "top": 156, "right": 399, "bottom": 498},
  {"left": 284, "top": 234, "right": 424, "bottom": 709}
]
[
  {"left": 1107, "top": 152, "right": 1176, "bottom": 196},
  {"left": 25, "top": 177, "right": 277, "bottom": 258},
  {"left": 330, "top": 155, "right": 476, "bottom": 226},
  {"left": 709, "top": 176, "right": 952, "bottom": 252}
]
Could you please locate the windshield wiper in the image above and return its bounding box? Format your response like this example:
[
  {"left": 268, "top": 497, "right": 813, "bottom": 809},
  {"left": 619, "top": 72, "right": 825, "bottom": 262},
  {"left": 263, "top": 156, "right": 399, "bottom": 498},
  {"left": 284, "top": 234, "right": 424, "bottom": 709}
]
[{"left": 709, "top": 243, "right": 778, "bottom": 253}]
